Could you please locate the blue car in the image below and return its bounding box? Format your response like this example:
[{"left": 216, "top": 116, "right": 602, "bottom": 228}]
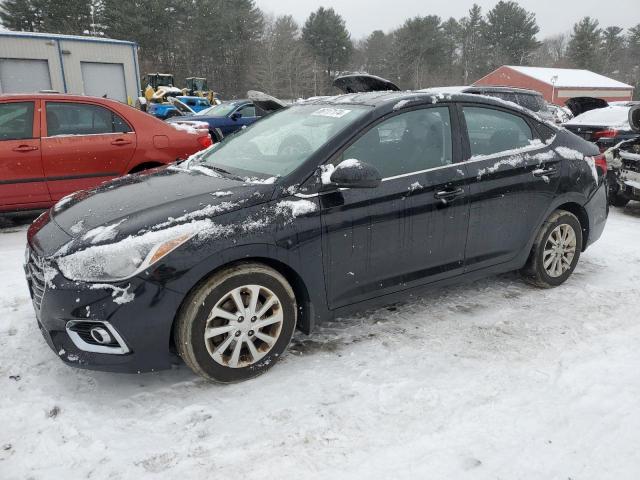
[
  {"left": 176, "top": 96, "right": 212, "bottom": 113},
  {"left": 167, "top": 100, "right": 263, "bottom": 142}
]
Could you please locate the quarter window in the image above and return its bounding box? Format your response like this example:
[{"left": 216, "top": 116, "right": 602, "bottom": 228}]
[
  {"left": 340, "top": 107, "right": 453, "bottom": 178},
  {"left": 46, "top": 102, "right": 131, "bottom": 137},
  {"left": 0, "top": 102, "right": 34, "bottom": 141},
  {"left": 463, "top": 107, "right": 533, "bottom": 157}
]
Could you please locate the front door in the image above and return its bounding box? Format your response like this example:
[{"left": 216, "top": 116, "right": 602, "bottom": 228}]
[
  {"left": 320, "top": 105, "right": 470, "bottom": 309},
  {"left": 460, "top": 104, "right": 563, "bottom": 271},
  {"left": 0, "top": 100, "right": 50, "bottom": 207},
  {"left": 41, "top": 100, "right": 137, "bottom": 200}
]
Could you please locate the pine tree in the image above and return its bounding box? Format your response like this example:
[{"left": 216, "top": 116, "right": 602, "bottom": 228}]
[
  {"left": 567, "top": 17, "right": 602, "bottom": 71},
  {"left": 484, "top": 1, "right": 540, "bottom": 68},
  {"left": 602, "top": 26, "right": 625, "bottom": 74},
  {"left": 0, "top": 0, "right": 43, "bottom": 32},
  {"left": 458, "top": 4, "right": 488, "bottom": 84},
  {"left": 302, "top": 7, "right": 353, "bottom": 93},
  {"left": 393, "top": 15, "right": 446, "bottom": 88}
]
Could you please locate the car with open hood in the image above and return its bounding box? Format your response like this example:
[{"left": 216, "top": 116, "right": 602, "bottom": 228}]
[
  {"left": 564, "top": 98, "right": 639, "bottom": 152},
  {"left": 25, "top": 89, "right": 609, "bottom": 383}
]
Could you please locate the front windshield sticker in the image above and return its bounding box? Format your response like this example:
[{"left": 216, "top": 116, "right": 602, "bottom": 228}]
[{"left": 311, "top": 108, "right": 352, "bottom": 118}]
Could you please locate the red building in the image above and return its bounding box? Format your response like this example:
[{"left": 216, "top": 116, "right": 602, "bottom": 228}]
[{"left": 474, "top": 66, "right": 634, "bottom": 105}]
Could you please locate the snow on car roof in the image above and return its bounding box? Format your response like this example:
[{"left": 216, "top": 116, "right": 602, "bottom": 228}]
[
  {"left": 565, "top": 105, "right": 631, "bottom": 128},
  {"left": 506, "top": 66, "right": 633, "bottom": 89}
]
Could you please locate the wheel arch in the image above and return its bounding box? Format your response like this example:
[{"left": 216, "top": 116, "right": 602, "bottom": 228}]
[
  {"left": 555, "top": 201, "right": 590, "bottom": 251},
  {"left": 168, "top": 256, "right": 317, "bottom": 354}
]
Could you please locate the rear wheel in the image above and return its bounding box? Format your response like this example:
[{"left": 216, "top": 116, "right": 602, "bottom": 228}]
[
  {"left": 174, "top": 263, "right": 297, "bottom": 383},
  {"left": 521, "top": 210, "right": 582, "bottom": 288}
]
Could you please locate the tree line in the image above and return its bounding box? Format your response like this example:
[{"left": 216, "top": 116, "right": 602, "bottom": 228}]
[{"left": 1, "top": 0, "right": 639, "bottom": 100}]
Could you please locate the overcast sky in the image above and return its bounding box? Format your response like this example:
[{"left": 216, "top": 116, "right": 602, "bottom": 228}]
[{"left": 254, "top": 0, "right": 640, "bottom": 39}]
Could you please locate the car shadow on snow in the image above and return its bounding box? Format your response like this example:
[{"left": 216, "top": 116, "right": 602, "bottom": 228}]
[
  {"left": 0, "top": 212, "right": 42, "bottom": 230},
  {"left": 618, "top": 202, "right": 640, "bottom": 218}
]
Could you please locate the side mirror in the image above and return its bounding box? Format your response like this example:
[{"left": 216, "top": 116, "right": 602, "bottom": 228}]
[
  {"left": 629, "top": 105, "right": 640, "bottom": 133},
  {"left": 329, "top": 159, "right": 382, "bottom": 189},
  {"left": 230, "top": 112, "right": 241, "bottom": 121}
]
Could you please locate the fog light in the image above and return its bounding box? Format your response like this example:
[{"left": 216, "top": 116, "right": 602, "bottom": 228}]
[{"left": 90, "top": 327, "right": 112, "bottom": 345}]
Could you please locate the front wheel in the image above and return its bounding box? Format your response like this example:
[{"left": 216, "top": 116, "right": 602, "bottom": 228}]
[
  {"left": 174, "top": 263, "right": 297, "bottom": 383},
  {"left": 521, "top": 210, "right": 583, "bottom": 288}
]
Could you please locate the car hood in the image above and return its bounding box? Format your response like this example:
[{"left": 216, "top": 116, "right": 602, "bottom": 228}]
[
  {"left": 565, "top": 97, "right": 608, "bottom": 117},
  {"left": 333, "top": 74, "right": 400, "bottom": 93},
  {"left": 49, "top": 166, "right": 275, "bottom": 254}
]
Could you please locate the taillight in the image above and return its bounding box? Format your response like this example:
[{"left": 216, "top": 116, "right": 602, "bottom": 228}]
[
  {"left": 197, "top": 135, "right": 213, "bottom": 148},
  {"left": 592, "top": 153, "right": 608, "bottom": 176},
  {"left": 593, "top": 128, "right": 618, "bottom": 140}
]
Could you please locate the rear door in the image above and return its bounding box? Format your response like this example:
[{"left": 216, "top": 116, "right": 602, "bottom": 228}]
[
  {"left": 460, "top": 104, "right": 562, "bottom": 271},
  {"left": 0, "top": 100, "right": 50, "bottom": 207},
  {"left": 41, "top": 100, "right": 137, "bottom": 200},
  {"left": 320, "top": 105, "right": 469, "bottom": 308}
]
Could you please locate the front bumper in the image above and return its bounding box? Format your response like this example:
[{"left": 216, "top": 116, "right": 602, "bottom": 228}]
[{"left": 25, "top": 257, "right": 185, "bottom": 373}]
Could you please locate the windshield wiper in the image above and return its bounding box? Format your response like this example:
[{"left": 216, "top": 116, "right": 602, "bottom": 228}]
[{"left": 197, "top": 164, "right": 244, "bottom": 181}]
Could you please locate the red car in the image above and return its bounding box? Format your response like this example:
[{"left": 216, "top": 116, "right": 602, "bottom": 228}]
[{"left": 0, "top": 94, "right": 212, "bottom": 213}]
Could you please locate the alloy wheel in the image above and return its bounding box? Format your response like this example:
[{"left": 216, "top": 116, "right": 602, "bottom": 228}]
[
  {"left": 204, "top": 285, "right": 283, "bottom": 368},
  {"left": 542, "top": 224, "right": 577, "bottom": 278}
]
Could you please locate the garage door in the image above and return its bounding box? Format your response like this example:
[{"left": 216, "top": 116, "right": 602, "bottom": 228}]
[
  {"left": 0, "top": 58, "right": 52, "bottom": 93},
  {"left": 81, "top": 62, "right": 127, "bottom": 102}
]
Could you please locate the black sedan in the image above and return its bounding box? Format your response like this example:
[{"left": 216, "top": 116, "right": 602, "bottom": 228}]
[{"left": 25, "top": 91, "right": 609, "bottom": 383}]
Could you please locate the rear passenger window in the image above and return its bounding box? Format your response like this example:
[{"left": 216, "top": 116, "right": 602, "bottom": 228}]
[
  {"left": 46, "top": 102, "right": 131, "bottom": 137},
  {"left": 0, "top": 102, "right": 34, "bottom": 141},
  {"left": 463, "top": 107, "right": 533, "bottom": 157},
  {"left": 341, "top": 107, "right": 452, "bottom": 178}
]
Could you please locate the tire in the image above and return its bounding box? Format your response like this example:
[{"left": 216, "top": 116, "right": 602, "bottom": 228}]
[
  {"left": 521, "top": 210, "right": 583, "bottom": 289},
  {"left": 609, "top": 193, "right": 630, "bottom": 208},
  {"left": 210, "top": 128, "right": 224, "bottom": 143},
  {"left": 174, "top": 262, "right": 297, "bottom": 383}
]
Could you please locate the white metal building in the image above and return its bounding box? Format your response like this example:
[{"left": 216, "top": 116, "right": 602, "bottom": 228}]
[{"left": 0, "top": 31, "right": 140, "bottom": 104}]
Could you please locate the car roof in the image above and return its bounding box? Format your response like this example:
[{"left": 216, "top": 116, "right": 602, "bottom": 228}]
[
  {"left": 0, "top": 93, "right": 125, "bottom": 105},
  {"left": 298, "top": 89, "right": 530, "bottom": 111},
  {"left": 466, "top": 85, "right": 543, "bottom": 96}
]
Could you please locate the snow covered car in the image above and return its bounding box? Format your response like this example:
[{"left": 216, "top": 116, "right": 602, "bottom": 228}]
[
  {"left": 604, "top": 104, "right": 640, "bottom": 207},
  {"left": 564, "top": 99, "right": 639, "bottom": 152},
  {"left": 25, "top": 90, "right": 608, "bottom": 383}
]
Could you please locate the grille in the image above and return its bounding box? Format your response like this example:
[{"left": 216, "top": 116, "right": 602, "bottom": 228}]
[{"left": 25, "top": 249, "right": 46, "bottom": 310}]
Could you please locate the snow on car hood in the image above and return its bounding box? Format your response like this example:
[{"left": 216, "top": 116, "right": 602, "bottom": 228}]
[{"left": 50, "top": 166, "right": 275, "bottom": 251}]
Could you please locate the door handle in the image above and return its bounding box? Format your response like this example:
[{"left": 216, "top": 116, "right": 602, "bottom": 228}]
[
  {"left": 434, "top": 187, "right": 464, "bottom": 200},
  {"left": 533, "top": 167, "right": 558, "bottom": 178},
  {"left": 111, "top": 139, "right": 132, "bottom": 146},
  {"left": 12, "top": 145, "right": 39, "bottom": 152}
]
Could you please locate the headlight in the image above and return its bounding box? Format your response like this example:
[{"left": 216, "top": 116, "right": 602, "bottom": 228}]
[{"left": 56, "top": 230, "right": 194, "bottom": 283}]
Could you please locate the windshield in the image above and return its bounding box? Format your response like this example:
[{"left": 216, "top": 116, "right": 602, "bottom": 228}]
[
  {"left": 197, "top": 103, "right": 239, "bottom": 117},
  {"left": 195, "top": 104, "right": 369, "bottom": 178}
]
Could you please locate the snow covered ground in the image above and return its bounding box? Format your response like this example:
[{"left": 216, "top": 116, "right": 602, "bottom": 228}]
[{"left": 2, "top": 207, "right": 640, "bottom": 479}]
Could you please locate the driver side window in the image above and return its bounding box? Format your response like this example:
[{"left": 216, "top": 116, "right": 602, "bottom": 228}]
[
  {"left": 237, "top": 105, "right": 256, "bottom": 118},
  {"left": 339, "top": 107, "right": 452, "bottom": 178}
]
